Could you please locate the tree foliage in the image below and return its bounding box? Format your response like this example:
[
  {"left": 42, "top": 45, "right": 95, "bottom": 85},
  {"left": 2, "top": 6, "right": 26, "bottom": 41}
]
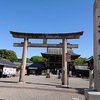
[
  {"left": 73, "top": 57, "right": 88, "bottom": 65},
  {"left": 30, "top": 56, "right": 46, "bottom": 62},
  {"left": 17, "top": 58, "right": 32, "bottom": 63},
  {"left": 0, "top": 49, "right": 18, "bottom": 62},
  {"left": 27, "top": 58, "right": 32, "bottom": 62}
]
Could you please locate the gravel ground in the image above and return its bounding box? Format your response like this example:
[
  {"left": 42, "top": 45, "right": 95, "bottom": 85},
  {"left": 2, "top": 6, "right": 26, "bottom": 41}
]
[{"left": 0, "top": 74, "right": 89, "bottom": 100}]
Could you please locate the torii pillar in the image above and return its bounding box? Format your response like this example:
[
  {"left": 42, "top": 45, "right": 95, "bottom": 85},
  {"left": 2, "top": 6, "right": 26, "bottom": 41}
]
[
  {"left": 62, "top": 38, "right": 68, "bottom": 86},
  {"left": 19, "top": 37, "right": 28, "bottom": 82}
]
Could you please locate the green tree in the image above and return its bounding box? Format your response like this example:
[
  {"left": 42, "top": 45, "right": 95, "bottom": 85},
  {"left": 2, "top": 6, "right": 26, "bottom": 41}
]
[
  {"left": 0, "top": 49, "right": 18, "bottom": 62},
  {"left": 27, "top": 58, "right": 32, "bottom": 62},
  {"left": 17, "top": 58, "right": 32, "bottom": 62},
  {"left": 30, "top": 56, "right": 45, "bottom": 62},
  {"left": 17, "top": 58, "right": 22, "bottom": 62},
  {"left": 73, "top": 57, "right": 88, "bottom": 65}
]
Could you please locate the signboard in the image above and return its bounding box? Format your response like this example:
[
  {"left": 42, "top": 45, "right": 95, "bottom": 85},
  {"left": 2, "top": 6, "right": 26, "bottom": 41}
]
[{"left": 3, "top": 67, "right": 16, "bottom": 75}]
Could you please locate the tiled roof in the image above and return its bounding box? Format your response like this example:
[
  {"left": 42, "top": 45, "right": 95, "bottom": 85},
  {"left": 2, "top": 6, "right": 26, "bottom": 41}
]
[
  {"left": 27, "top": 62, "right": 45, "bottom": 69},
  {"left": 86, "top": 56, "right": 93, "bottom": 62},
  {"left": 0, "top": 58, "right": 16, "bottom": 67},
  {"left": 43, "top": 48, "right": 79, "bottom": 56}
]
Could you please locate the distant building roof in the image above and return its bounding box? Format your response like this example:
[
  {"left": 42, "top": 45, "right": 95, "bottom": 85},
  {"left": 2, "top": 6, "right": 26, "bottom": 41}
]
[
  {"left": 13, "top": 62, "right": 33, "bottom": 67},
  {"left": 41, "top": 48, "right": 80, "bottom": 60},
  {"left": 86, "top": 56, "right": 93, "bottom": 62},
  {"left": 26, "top": 62, "right": 45, "bottom": 69},
  {"left": 0, "top": 58, "right": 16, "bottom": 67}
]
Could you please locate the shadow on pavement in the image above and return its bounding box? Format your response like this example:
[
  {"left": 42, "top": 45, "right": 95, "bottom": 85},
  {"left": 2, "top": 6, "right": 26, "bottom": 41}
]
[
  {"left": 0, "top": 80, "right": 17, "bottom": 83},
  {"left": 26, "top": 82, "right": 87, "bottom": 95},
  {"left": 56, "top": 86, "right": 87, "bottom": 95},
  {"left": 26, "top": 82, "right": 58, "bottom": 87},
  {"left": 0, "top": 80, "right": 87, "bottom": 95}
]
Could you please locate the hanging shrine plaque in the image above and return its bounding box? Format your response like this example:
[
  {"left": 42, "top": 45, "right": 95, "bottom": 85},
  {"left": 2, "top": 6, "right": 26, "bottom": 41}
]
[{"left": 66, "top": 53, "right": 71, "bottom": 62}]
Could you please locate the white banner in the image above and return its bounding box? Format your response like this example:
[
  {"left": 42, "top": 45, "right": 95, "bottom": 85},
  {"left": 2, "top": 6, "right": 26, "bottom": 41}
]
[{"left": 3, "top": 67, "right": 16, "bottom": 75}]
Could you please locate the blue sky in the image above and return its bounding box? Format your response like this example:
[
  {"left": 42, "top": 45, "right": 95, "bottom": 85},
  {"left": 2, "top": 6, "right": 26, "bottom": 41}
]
[{"left": 0, "top": 0, "right": 94, "bottom": 58}]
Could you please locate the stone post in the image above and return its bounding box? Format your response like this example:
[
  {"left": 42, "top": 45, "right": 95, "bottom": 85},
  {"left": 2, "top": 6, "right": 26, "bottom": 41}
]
[
  {"left": 46, "top": 69, "right": 50, "bottom": 78},
  {"left": 19, "top": 37, "right": 28, "bottom": 82},
  {"left": 94, "top": 0, "right": 100, "bottom": 91},
  {"left": 62, "top": 38, "right": 68, "bottom": 86},
  {"left": 84, "top": 1, "right": 100, "bottom": 100}
]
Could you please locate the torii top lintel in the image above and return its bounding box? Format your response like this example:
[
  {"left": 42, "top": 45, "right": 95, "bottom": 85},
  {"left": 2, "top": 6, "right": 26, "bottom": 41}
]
[{"left": 10, "top": 31, "right": 83, "bottom": 39}]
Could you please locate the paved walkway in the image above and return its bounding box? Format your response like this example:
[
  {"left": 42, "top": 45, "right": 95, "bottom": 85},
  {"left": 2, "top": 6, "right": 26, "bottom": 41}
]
[{"left": 0, "top": 74, "right": 89, "bottom": 100}]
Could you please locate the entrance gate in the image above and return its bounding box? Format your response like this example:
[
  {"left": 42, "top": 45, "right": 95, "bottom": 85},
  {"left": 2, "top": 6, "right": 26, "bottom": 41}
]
[{"left": 10, "top": 31, "right": 83, "bottom": 86}]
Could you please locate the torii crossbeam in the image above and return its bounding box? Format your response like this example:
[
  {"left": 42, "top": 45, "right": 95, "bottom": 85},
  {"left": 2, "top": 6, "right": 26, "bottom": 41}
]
[{"left": 13, "top": 43, "right": 78, "bottom": 48}]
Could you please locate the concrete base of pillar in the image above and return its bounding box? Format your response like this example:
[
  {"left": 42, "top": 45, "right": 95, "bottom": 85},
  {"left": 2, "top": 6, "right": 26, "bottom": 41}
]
[
  {"left": 18, "top": 82, "right": 26, "bottom": 84},
  {"left": 61, "top": 85, "right": 69, "bottom": 88},
  {"left": 84, "top": 89, "right": 100, "bottom": 100}
]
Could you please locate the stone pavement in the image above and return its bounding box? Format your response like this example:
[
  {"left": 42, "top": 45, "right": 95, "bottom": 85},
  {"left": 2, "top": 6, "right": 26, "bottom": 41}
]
[{"left": 0, "top": 74, "right": 89, "bottom": 100}]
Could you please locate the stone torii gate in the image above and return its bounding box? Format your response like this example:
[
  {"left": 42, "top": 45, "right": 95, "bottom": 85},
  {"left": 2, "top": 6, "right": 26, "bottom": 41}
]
[{"left": 10, "top": 31, "right": 83, "bottom": 86}]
